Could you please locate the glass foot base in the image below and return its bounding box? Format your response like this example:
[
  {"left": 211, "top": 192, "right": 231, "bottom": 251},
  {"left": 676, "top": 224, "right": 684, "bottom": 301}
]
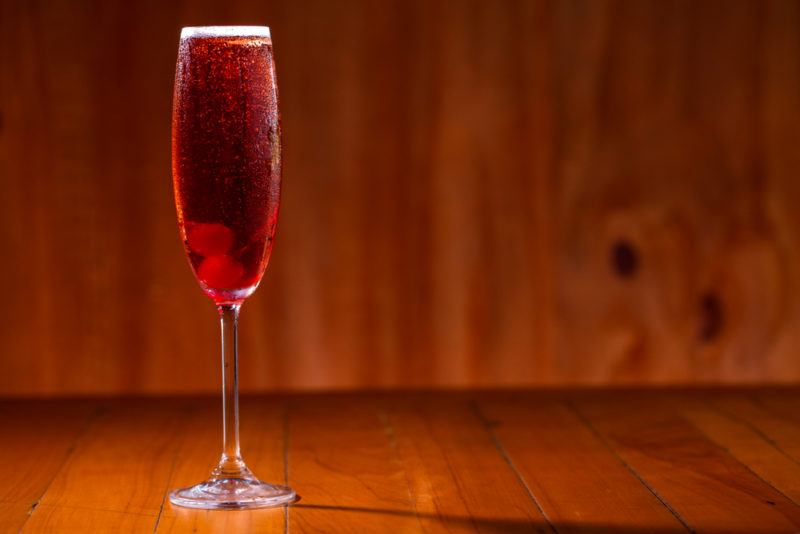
[{"left": 170, "top": 477, "right": 296, "bottom": 510}]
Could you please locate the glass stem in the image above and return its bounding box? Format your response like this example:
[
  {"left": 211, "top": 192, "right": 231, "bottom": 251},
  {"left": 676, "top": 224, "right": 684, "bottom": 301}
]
[{"left": 216, "top": 303, "right": 246, "bottom": 477}]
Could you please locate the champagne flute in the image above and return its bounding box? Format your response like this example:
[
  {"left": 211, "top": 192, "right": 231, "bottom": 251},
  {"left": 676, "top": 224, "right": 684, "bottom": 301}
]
[{"left": 169, "top": 26, "right": 295, "bottom": 509}]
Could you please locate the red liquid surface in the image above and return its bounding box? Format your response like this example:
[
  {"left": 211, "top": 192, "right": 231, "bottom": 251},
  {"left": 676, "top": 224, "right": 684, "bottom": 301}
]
[{"left": 172, "top": 32, "right": 280, "bottom": 304}]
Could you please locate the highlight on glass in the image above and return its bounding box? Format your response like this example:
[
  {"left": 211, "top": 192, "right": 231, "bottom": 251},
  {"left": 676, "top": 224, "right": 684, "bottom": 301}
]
[{"left": 169, "top": 25, "right": 294, "bottom": 509}]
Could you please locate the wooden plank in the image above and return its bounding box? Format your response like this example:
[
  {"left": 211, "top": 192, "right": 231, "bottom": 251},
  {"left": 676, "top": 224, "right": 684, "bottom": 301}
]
[
  {"left": 13, "top": 391, "right": 800, "bottom": 532},
  {"left": 0, "top": 400, "right": 96, "bottom": 531},
  {"left": 26, "top": 505, "right": 157, "bottom": 533},
  {"left": 709, "top": 391, "right": 800, "bottom": 464},
  {"left": 575, "top": 392, "right": 800, "bottom": 532},
  {"left": 0, "top": 502, "right": 37, "bottom": 533},
  {"left": 478, "top": 395, "right": 684, "bottom": 532},
  {"left": 384, "top": 395, "right": 548, "bottom": 532},
  {"left": 155, "top": 397, "right": 287, "bottom": 533},
  {"left": 287, "top": 395, "right": 420, "bottom": 532},
  {"left": 22, "top": 399, "right": 185, "bottom": 532},
  {"left": 682, "top": 398, "right": 800, "bottom": 505}
]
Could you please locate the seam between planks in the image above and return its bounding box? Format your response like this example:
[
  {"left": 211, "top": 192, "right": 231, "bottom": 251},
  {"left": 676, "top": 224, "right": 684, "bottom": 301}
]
[
  {"left": 436, "top": 410, "right": 483, "bottom": 533},
  {"left": 565, "top": 400, "right": 695, "bottom": 534},
  {"left": 21, "top": 502, "right": 159, "bottom": 518},
  {"left": 152, "top": 402, "right": 194, "bottom": 533},
  {"left": 735, "top": 395, "right": 800, "bottom": 467},
  {"left": 151, "top": 443, "right": 180, "bottom": 533},
  {"left": 283, "top": 400, "right": 290, "bottom": 534},
  {"left": 377, "top": 407, "right": 424, "bottom": 532},
  {"left": 470, "top": 400, "right": 556, "bottom": 534},
  {"left": 695, "top": 398, "right": 800, "bottom": 510},
  {"left": 18, "top": 402, "right": 105, "bottom": 534}
]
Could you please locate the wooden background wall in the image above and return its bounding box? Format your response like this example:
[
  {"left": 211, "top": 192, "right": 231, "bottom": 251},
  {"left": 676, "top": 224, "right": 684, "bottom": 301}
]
[{"left": 1, "top": 0, "right": 799, "bottom": 395}]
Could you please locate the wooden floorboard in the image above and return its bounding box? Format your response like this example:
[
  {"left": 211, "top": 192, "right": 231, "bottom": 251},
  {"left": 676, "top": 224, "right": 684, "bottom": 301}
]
[
  {"left": 740, "top": 391, "right": 800, "bottom": 463},
  {"left": 287, "top": 395, "right": 421, "bottom": 533},
  {"left": 688, "top": 396, "right": 800, "bottom": 505},
  {"left": 477, "top": 395, "right": 685, "bottom": 532},
  {"left": 155, "top": 398, "right": 287, "bottom": 533},
  {"left": 3, "top": 390, "right": 800, "bottom": 532},
  {"left": 383, "top": 395, "right": 549, "bottom": 533},
  {"left": 0, "top": 399, "right": 96, "bottom": 532},
  {"left": 0, "top": 502, "right": 36, "bottom": 533},
  {"left": 574, "top": 391, "right": 800, "bottom": 533},
  {"left": 22, "top": 399, "right": 186, "bottom": 532}
]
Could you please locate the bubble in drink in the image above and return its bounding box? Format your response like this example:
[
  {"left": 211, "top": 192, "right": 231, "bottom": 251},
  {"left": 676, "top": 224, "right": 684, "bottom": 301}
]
[{"left": 172, "top": 29, "right": 281, "bottom": 304}]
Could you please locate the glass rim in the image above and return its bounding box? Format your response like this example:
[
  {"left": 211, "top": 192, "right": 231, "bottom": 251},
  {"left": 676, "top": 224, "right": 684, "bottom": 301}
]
[{"left": 180, "top": 26, "right": 271, "bottom": 40}]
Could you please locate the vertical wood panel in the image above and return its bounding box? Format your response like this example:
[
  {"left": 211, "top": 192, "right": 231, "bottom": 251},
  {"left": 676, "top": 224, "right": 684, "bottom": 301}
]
[{"left": 1, "top": 0, "right": 799, "bottom": 394}]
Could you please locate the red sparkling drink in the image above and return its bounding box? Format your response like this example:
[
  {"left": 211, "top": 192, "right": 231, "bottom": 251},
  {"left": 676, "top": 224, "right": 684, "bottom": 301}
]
[{"left": 172, "top": 27, "right": 280, "bottom": 304}]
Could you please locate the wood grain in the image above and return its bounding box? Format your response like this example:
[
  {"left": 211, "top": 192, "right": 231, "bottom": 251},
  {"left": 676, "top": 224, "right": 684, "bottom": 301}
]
[
  {"left": 22, "top": 400, "right": 185, "bottom": 531},
  {"left": 0, "top": 401, "right": 96, "bottom": 531},
  {"left": 286, "top": 396, "right": 421, "bottom": 532},
  {"left": 684, "top": 397, "right": 800, "bottom": 505},
  {"left": 383, "top": 396, "right": 548, "bottom": 532},
  {"left": 2, "top": 1, "right": 800, "bottom": 395},
  {"left": 478, "top": 395, "right": 685, "bottom": 531},
  {"left": 155, "top": 398, "right": 287, "bottom": 533},
  {"left": 715, "top": 391, "right": 800, "bottom": 465},
  {"left": 4, "top": 390, "right": 800, "bottom": 532},
  {"left": 574, "top": 391, "right": 800, "bottom": 532}
]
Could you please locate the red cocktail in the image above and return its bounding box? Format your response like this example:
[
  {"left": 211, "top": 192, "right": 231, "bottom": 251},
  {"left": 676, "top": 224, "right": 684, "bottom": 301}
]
[
  {"left": 170, "top": 26, "right": 294, "bottom": 510},
  {"left": 173, "top": 27, "right": 281, "bottom": 304}
]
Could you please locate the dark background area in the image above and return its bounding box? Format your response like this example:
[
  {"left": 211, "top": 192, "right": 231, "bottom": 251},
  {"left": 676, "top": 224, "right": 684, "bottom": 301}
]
[{"left": 1, "top": 0, "right": 799, "bottom": 395}]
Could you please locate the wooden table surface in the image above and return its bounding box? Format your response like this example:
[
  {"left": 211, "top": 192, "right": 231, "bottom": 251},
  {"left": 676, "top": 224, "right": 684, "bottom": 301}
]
[{"left": 3, "top": 389, "right": 800, "bottom": 533}]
